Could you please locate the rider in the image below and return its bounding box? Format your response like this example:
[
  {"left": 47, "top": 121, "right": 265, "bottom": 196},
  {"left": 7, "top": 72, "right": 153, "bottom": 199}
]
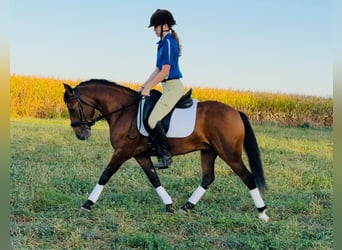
[{"left": 138, "top": 9, "right": 184, "bottom": 169}]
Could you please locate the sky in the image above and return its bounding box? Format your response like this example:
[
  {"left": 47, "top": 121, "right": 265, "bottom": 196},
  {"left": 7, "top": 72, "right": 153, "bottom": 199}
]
[{"left": 10, "top": 0, "right": 333, "bottom": 97}]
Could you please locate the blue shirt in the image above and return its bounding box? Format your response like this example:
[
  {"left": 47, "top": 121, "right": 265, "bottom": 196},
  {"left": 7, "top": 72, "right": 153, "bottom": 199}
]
[{"left": 156, "top": 33, "right": 183, "bottom": 80}]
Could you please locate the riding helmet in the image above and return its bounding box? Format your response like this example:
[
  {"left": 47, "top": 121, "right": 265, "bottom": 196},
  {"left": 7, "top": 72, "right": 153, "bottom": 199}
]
[{"left": 148, "top": 9, "right": 176, "bottom": 28}]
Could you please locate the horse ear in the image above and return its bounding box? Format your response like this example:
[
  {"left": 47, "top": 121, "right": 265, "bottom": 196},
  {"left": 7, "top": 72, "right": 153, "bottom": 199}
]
[{"left": 63, "top": 83, "right": 74, "bottom": 96}]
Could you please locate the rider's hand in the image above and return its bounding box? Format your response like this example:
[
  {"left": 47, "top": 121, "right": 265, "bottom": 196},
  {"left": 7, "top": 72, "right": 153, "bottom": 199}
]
[{"left": 140, "top": 86, "right": 150, "bottom": 97}]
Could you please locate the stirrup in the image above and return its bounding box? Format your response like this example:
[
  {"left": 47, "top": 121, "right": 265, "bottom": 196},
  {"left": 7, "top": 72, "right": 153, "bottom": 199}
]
[{"left": 155, "top": 155, "right": 172, "bottom": 169}]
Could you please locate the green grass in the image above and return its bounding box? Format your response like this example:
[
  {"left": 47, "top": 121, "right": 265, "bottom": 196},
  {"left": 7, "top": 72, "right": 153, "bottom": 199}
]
[{"left": 10, "top": 118, "right": 333, "bottom": 249}]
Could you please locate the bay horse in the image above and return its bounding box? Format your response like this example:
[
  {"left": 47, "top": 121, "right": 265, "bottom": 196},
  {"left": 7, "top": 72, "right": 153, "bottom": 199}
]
[{"left": 63, "top": 79, "right": 269, "bottom": 222}]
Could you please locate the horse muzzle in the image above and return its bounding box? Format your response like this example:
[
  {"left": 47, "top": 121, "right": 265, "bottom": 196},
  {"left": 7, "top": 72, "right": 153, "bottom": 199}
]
[
  {"left": 74, "top": 127, "right": 91, "bottom": 140},
  {"left": 76, "top": 133, "right": 91, "bottom": 140}
]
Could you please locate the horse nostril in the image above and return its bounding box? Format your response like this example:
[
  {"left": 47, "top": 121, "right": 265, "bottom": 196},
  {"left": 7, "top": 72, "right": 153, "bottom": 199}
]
[
  {"left": 76, "top": 131, "right": 91, "bottom": 141},
  {"left": 76, "top": 134, "right": 86, "bottom": 140}
]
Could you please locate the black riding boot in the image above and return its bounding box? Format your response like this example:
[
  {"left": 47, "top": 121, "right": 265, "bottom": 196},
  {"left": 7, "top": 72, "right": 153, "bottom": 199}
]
[{"left": 152, "top": 121, "right": 172, "bottom": 169}]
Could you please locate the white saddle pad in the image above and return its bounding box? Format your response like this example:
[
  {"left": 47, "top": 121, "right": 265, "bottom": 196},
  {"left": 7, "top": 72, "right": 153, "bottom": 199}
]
[{"left": 137, "top": 99, "right": 198, "bottom": 138}]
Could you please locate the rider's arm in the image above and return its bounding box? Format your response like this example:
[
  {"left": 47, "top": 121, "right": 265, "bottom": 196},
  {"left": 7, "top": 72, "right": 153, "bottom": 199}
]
[{"left": 140, "top": 64, "right": 170, "bottom": 96}]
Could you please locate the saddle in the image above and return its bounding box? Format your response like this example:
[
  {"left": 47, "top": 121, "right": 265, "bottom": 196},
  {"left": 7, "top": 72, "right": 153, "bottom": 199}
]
[{"left": 140, "top": 88, "right": 193, "bottom": 134}]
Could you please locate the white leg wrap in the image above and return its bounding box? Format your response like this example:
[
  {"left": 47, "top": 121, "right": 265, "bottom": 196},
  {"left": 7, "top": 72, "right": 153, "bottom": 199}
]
[
  {"left": 188, "top": 186, "right": 206, "bottom": 205},
  {"left": 88, "top": 184, "right": 104, "bottom": 203},
  {"left": 156, "top": 186, "right": 172, "bottom": 205},
  {"left": 249, "top": 188, "right": 265, "bottom": 208}
]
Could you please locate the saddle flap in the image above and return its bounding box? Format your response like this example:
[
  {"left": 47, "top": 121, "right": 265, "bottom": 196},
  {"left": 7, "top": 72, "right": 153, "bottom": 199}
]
[
  {"left": 138, "top": 99, "right": 198, "bottom": 138},
  {"left": 140, "top": 88, "right": 193, "bottom": 133},
  {"left": 141, "top": 90, "right": 161, "bottom": 133}
]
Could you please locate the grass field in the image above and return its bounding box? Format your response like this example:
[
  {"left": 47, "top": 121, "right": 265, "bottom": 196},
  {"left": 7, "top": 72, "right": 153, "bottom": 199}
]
[{"left": 10, "top": 118, "right": 333, "bottom": 249}]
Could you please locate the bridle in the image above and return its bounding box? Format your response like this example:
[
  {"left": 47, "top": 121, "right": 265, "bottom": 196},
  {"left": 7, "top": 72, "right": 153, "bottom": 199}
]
[{"left": 66, "top": 87, "right": 139, "bottom": 129}]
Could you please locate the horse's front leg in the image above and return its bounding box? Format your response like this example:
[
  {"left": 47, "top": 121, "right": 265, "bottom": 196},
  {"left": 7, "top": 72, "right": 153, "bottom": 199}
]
[
  {"left": 80, "top": 151, "right": 129, "bottom": 212},
  {"left": 135, "top": 156, "right": 174, "bottom": 213}
]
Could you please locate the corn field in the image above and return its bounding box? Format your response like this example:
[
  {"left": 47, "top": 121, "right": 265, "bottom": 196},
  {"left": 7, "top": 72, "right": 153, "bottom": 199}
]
[{"left": 10, "top": 75, "right": 332, "bottom": 127}]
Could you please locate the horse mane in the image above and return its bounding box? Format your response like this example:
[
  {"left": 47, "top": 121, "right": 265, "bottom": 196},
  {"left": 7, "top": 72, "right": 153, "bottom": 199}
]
[{"left": 78, "top": 79, "right": 138, "bottom": 95}]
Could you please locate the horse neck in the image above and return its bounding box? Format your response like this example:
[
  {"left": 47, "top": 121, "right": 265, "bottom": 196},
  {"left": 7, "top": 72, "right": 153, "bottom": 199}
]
[{"left": 78, "top": 84, "right": 138, "bottom": 115}]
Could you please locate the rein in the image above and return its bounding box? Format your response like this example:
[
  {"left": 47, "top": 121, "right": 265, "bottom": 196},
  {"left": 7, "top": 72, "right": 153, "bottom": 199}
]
[{"left": 69, "top": 87, "right": 139, "bottom": 128}]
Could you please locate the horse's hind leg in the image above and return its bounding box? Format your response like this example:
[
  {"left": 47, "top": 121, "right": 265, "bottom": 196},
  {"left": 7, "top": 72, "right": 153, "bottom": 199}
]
[
  {"left": 181, "top": 148, "right": 217, "bottom": 212},
  {"left": 224, "top": 157, "right": 269, "bottom": 222}
]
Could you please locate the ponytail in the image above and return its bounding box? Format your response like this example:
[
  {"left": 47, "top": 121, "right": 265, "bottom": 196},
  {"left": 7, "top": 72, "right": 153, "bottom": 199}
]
[{"left": 170, "top": 28, "right": 182, "bottom": 56}]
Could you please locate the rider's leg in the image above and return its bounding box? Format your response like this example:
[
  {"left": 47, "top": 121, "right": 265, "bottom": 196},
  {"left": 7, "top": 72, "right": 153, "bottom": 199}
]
[{"left": 148, "top": 79, "right": 184, "bottom": 169}]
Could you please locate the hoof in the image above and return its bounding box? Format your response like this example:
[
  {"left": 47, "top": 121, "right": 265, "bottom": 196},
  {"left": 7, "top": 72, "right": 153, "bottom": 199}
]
[
  {"left": 165, "top": 204, "right": 174, "bottom": 213},
  {"left": 80, "top": 200, "right": 94, "bottom": 214},
  {"left": 79, "top": 206, "right": 91, "bottom": 215},
  {"left": 258, "top": 209, "right": 269, "bottom": 223},
  {"left": 154, "top": 164, "right": 170, "bottom": 170},
  {"left": 180, "top": 201, "right": 195, "bottom": 212},
  {"left": 155, "top": 156, "right": 172, "bottom": 169},
  {"left": 83, "top": 200, "right": 94, "bottom": 208}
]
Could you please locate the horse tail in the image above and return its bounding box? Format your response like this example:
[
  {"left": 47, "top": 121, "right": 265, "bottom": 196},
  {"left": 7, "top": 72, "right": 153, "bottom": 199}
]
[{"left": 238, "top": 111, "right": 267, "bottom": 193}]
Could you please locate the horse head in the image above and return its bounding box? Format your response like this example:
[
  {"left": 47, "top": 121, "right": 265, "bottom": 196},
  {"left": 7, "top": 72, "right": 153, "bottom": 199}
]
[{"left": 63, "top": 83, "right": 96, "bottom": 140}]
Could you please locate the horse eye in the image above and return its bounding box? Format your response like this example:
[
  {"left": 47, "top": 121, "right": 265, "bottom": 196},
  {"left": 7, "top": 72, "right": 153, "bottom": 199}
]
[
  {"left": 69, "top": 108, "right": 77, "bottom": 114},
  {"left": 67, "top": 103, "right": 77, "bottom": 113}
]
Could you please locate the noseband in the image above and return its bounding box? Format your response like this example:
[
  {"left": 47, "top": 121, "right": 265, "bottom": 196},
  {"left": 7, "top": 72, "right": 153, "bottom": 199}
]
[
  {"left": 66, "top": 87, "right": 139, "bottom": 128},
  {"left": 65, "top": 88, "right": 102, "bottom": 128}
]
